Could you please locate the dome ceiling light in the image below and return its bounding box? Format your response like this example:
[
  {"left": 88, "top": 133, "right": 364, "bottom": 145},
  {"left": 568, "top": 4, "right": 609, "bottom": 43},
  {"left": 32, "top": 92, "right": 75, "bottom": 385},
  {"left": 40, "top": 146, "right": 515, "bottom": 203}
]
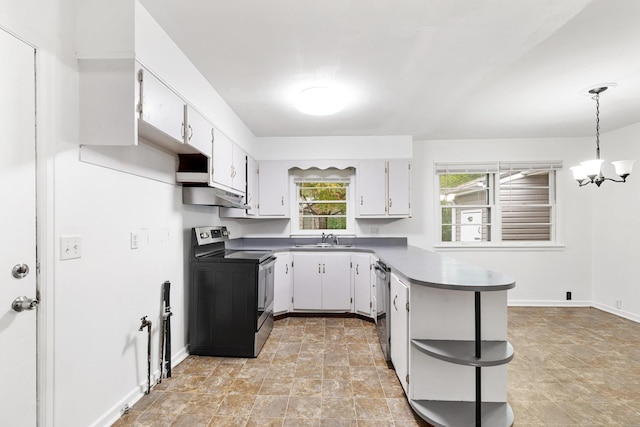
[{"left": 295, "top": 86, "right": 347, "bottom": 116}]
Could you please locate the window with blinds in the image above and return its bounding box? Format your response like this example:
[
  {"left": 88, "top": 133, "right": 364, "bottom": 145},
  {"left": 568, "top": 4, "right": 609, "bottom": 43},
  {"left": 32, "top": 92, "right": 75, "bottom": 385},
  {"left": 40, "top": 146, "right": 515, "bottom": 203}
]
[{"left": 436, "top": 161, "right": 560, "bottom": 244}]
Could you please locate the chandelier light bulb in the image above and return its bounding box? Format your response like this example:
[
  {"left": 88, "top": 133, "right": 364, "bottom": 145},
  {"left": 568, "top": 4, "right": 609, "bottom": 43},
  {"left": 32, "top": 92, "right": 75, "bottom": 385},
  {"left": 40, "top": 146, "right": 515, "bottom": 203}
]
[{"left": 611, "top": 159, "right": 635, "bottom": 178}]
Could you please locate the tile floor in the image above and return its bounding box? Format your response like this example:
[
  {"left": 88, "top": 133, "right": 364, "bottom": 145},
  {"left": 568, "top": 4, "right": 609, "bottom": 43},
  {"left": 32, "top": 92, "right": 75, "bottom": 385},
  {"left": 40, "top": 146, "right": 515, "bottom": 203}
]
[{"left": 113, "top": 307, "right": 640, "bottom": 426}]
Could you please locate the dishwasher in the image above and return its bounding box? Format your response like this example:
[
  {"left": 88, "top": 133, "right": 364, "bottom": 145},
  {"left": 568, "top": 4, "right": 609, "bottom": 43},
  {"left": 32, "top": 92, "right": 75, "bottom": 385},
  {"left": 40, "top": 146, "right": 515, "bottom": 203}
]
[{"left": 374, "top": 260, "right": 391, "bottom": 361}]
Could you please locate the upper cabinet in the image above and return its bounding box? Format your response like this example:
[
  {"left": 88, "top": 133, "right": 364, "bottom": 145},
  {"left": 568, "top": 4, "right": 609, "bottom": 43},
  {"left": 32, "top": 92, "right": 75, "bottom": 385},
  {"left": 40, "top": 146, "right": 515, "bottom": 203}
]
[
  {"left": 257, "top": 161, "right": 290, "bottom": 217},
  {"left": 183, "top": 105, "right": 214, "bottom": 158},
  {"left": 357, "top": 160, "right": 388, "bottom": 216},
  {"left": 138, "top": 66, "right": 184, "bottom": 146},
  {"left": 356, "top": 160, "right": 411, "bottom": 218},
  {"left": 387, "top": 160, "right": 411, "bottom": 217},
  {"left": 79, "top": 59, "right": 212, "bottom": 157},
  {"left": 212, "top": 129, "right": 246, "bottom": 196}
]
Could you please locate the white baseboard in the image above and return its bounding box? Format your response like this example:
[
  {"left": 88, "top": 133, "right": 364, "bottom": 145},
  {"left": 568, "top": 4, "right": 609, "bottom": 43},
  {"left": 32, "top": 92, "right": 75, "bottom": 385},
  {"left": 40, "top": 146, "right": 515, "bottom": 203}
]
[
  {"left": 592, "top": 302, "right": 640, "bottom": 323},
  {"left": 91, "top": 345, "right": 189, "bottom": 427},
  {"left": 508, "top": 300, "right": 591, "bottom": 307},
  {"left": 508, "top": 300, "right": 640, "bottom": 324}
]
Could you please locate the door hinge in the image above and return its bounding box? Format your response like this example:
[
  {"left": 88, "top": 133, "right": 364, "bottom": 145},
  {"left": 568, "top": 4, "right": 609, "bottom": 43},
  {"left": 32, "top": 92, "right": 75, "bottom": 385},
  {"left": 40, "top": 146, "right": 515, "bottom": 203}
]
[
  {"left": 350, "top": 261, "right": 353, "bottom": 268},
  {"left": 291, "top": 261, "right": 294, "bottom": 268},
  {"left": 406, "top": 374, "right": 409, "bottom": 384},
  {"left": 291, "top": 296, "right": 294, "bottom": 303},
  {"left": 350, "top": 297, "right": 353, "bottom": 303},
  {"left": 369, "top": 301, "right": 372, "bottom": 308},
  {"left": 406, "top": 302, "right": 410, "bottom": 312}
]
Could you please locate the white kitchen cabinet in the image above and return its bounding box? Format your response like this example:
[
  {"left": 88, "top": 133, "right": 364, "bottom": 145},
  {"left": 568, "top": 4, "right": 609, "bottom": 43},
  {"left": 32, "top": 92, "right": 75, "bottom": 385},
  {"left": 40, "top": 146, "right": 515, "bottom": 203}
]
[
  {"left": 246, "top": 155, "right": 258, "bottom": 215},
  {"left": 257, "top": 161, "right": 290, "bottom": 217},
  {"left": 138, "top": 66, "right": 184, "bottom": 146},
  {"left": 390, "top": 272, "right": 409, "bottom": 394},
  {"left": 388, "top": 160, "right": 411, "bottom": 217},
  {"left": 352, "top": 253, "right": 373, "bottom": 317},
  {"left": 356, "top": 159, "right": 411, "bottom": 218},
  {"left": 212, "top": 129, "right": 246, "bottom": 195},
  {"left": 274, "top": 252, "right": 292, "bottom": 314},
  {"left": 292, "top": 252, "right": 351, "bottom": 311},
  {"left": 79, "top": 58, "right": 212, "bottom": 158},
  {"left": 321, "top": 253, "right": 353, "bottom": 311},
  {"left": 292, "top": 253, "right": 323, "bottom": 310},
  {"left": 183, "top": 105, "right": 213, "bottom": 157},
  {"left": 357, "top": 160, "right": 388, "bottom": 216}
]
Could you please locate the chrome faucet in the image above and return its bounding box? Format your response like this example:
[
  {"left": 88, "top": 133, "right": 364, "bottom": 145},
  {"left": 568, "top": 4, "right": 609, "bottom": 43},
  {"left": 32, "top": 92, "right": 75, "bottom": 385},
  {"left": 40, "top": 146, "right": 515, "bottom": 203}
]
[{"left": 324, "top": 233, "right": 339, "bottom": 245}]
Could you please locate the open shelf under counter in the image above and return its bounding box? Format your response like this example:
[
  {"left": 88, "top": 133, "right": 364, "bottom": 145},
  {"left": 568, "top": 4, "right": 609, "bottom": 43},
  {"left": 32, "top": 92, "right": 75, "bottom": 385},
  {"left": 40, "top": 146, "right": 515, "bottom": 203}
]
[
  {"left": 411, "top": 339, "right": 514, "bottom": 367},
  {"left": 410, "top": 400, "right": 514, "bottom": 427}
]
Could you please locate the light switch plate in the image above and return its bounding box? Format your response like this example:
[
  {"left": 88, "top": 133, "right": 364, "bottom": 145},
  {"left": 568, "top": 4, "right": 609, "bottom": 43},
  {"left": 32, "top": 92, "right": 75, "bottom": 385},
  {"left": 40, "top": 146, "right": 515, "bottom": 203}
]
[{"left": 60, "top": 236, "right": 82, "bottom": 260}]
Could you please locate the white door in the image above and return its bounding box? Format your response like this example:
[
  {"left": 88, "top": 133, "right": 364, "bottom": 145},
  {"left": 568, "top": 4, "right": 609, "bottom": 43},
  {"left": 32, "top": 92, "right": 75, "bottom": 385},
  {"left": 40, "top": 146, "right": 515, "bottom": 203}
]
[
  {"left": 321, "top": 253, "right": 352, "bottom": 311},
  {"left": 212, "top": 128, "right": 234, "bottom": 189},
  {"left": 258, "top": 161, "right": 289, "bottom": 216},
  {"left": 0, "top": 28, "right": 38, "bottom": 427},
  {"left": 390, "top": 273, "right": 409, "bottom": 395},
  {"left": 352, "top": 254, "right": 372, "bottom": 316},
  {"left": 273, "top": 253, "right": 291, "bottom": 314},
  {"left": 357, "top": 160, "right": 387, "bottom": 216},
  {"left": 388, "top": 159, "right": 411, "bottom": 216},
  {"left": 292, "top": 253, "right": 322, "bottom": 310}
]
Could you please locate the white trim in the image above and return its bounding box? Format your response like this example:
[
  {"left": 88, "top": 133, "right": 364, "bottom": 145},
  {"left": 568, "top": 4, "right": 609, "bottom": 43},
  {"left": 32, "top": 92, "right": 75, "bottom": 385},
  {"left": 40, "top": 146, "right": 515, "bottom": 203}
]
[
  {"left": 508, "top": 300, "right": 591, "bottom": 307},
  {"left": 508, "top": 301, "right": 640, "bottom": 325},
  {"left": 91, "top": 345, "right": 189, "bottom": 427}
]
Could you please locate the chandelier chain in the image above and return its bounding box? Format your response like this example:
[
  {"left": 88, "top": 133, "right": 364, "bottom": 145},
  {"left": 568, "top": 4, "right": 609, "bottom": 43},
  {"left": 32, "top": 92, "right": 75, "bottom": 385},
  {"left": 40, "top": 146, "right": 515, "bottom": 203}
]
[{"left": 593, "top": 92, "right": 601, "bottom": 159}]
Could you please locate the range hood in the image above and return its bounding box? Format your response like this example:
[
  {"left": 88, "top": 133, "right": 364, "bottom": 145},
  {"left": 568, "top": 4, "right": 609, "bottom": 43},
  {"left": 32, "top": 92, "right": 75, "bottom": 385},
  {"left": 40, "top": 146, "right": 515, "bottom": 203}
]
[{"left": 183, "top": 186, "right": 250, "bottom": 209}]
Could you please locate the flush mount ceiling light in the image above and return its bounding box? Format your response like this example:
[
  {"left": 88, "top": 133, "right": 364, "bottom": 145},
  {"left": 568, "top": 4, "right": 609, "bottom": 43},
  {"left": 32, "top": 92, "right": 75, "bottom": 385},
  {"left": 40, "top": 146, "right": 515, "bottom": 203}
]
[
  {"left": 570, "top": 85, "right": 635, "bottom": 187},
  {"left": 295, "top": 86, "right": 346, "bottom": 116}
]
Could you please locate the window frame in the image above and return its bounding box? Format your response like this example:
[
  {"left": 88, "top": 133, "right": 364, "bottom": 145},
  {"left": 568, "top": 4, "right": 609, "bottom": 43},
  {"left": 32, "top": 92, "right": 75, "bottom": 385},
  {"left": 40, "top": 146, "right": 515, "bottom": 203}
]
[
  {"left": 289, "top": 169, "right": 355, "bottom": 236},
  {"left": 434, "top": 161, "right": 563, "bottom": 248}
]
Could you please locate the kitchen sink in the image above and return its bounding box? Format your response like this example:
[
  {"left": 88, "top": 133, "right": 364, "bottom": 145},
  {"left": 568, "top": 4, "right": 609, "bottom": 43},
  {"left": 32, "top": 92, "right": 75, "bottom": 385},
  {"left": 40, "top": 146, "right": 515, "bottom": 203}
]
[{"left": 294, "top": 243, "right": 354, "bottom": 248}]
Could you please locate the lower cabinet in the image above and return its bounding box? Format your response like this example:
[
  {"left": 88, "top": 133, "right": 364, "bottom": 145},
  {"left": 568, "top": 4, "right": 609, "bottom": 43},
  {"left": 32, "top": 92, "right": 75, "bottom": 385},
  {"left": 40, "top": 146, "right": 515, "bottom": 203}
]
[
  {"left": 292, "top": 252, "right": 351, "bottom": 311},
  {"left": 352, "top": 253, "right": 373, "bottom": 316},
  {"left": 274, "top": 252, "right": 292, "bottom": 315},
  {"left": 390, "top": 272, "right": 409, "bottom": 394}
]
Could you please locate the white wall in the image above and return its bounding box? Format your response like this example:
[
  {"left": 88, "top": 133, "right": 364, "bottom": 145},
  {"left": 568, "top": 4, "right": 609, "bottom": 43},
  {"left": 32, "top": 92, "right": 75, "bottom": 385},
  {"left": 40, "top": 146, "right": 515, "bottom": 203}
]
[
  {"left": 591, "top": 122, "right": 640, "bottom": 322},
  {"left": 245, "top": 134, "right": 598, "bottom": 306},
  {"left": 1, "top": 1, "right": 244, "bottom": 426}
]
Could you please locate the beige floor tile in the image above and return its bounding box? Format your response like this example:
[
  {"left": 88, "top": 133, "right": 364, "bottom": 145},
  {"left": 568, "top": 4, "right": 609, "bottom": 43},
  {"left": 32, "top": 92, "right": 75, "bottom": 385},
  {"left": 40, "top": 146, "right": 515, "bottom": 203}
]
[{"left": 117, "top": 310, "right": 640, "bottom": 427}]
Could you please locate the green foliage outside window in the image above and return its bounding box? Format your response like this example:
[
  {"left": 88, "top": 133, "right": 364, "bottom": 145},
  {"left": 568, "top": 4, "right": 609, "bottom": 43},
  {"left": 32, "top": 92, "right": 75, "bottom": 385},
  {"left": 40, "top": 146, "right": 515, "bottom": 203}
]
[{"left": 298, "top": 182, "right": 347, "bottom": 230}]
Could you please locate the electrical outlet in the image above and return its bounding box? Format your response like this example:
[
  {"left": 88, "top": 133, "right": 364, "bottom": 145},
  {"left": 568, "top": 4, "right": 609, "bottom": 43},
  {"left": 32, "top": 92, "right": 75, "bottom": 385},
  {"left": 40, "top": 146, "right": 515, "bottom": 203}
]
[
  {"left": 130, "top": 232, "right": 139, "bottom": 249},
  {"left": 615, "top": 300, "right": 622, "bottom": 309},
  {"left": 60, "top": 236, "right": 82, "bottom": 260},
  {"left": 566, "top": 291, "right": 572, "bottom": 300},
  {"left": 371, "top": 227, "right": 380, "bottom": 236}
]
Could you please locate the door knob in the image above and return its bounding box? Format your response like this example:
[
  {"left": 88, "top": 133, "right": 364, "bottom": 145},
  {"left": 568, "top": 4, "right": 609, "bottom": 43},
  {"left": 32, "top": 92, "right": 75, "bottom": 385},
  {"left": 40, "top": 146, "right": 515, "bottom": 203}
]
[{"left": 12, "top": 296, "right": 38, "bottom": 312}]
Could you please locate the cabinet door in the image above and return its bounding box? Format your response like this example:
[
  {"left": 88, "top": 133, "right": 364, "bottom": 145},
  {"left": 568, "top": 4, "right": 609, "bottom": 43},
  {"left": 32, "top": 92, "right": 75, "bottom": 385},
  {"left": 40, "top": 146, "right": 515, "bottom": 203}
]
[
  {"left": 139, "top": 67, "right": 185, "bottom": 144},
  {"left": 292, "top": 253, "right": 322, "bottom": 310},
  {"left": 184, "top": 105, "right": 212, "bottom": 157},
  {"left": 246, "top": 155, "right": 258, "bottom": 215},
  {"left": 357, "top": 160, "right": 388, "bottom": 216},
  {"left": 353, "top": 253, "right": 372, "bottom": 316},
  {"left": 388, "top": 160, "right": 411, "bottom": 216},
  {"left": 274, "top": 253, "right": 291, "bottom": 314},
  {"left": 390, "top": 273, "right": 409, "bottom": 394},
  {"left": 258, "top": 161, "right": 289, "bottom": 216},
  {"left": 321, "top": 253, "right": 352, "bottom": 311},
  {"left": 212, "top": 129, "right": 234, "bottom": 189},
  {"left": 232, "top": 145, "right": 247, "bottom": 194}
]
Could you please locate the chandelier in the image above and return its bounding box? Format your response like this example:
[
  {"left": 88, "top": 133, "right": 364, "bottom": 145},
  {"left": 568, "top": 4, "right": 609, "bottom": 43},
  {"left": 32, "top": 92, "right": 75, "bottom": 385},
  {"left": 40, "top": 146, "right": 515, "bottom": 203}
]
[{"left": 570, "top": 86, "right": 635, "bottom": 187}]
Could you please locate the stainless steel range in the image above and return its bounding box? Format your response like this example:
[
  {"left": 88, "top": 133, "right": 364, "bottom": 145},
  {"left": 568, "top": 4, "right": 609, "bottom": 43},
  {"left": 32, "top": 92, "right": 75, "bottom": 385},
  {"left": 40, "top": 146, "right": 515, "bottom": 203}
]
[{"left": 189, "top": 226, "right": 275, "bottom": 357}]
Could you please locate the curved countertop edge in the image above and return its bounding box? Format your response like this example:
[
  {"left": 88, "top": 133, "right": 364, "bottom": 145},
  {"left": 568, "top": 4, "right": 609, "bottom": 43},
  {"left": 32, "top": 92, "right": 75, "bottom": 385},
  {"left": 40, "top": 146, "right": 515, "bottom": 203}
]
[{"left": 227, "top": 240, "right": 516, "bottom": 292}]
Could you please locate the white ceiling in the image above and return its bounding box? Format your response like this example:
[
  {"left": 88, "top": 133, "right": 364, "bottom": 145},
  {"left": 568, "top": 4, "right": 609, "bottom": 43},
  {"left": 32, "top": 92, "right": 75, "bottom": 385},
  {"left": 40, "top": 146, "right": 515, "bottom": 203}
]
[{"left": 139, "top": 0, "right": 640, "bottom": 140}]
